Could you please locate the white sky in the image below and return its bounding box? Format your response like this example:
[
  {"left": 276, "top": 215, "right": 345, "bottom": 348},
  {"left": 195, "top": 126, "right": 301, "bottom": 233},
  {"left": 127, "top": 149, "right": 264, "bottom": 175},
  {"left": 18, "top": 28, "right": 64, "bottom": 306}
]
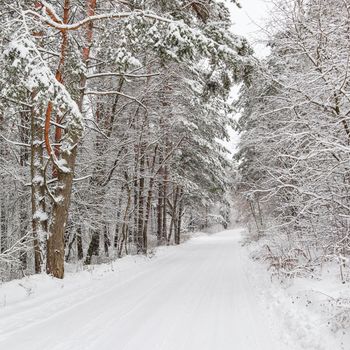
[
  {"left": 228, "top": 0, "right": 272, "bottom": 57},
  {"left": 221, "top": 0, "right": 272, "bottom": 155}
]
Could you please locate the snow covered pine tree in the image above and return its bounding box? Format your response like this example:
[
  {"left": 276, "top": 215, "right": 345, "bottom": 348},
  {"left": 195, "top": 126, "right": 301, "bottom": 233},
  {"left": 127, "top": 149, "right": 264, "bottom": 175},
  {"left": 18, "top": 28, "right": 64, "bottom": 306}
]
[{"left": 0, "top": 0, "right": 252, "bottom": 279}]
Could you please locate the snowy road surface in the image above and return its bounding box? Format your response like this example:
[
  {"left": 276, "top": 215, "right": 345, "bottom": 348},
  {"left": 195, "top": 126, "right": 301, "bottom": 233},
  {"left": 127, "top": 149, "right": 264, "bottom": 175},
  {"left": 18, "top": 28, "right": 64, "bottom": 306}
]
[{"left": 0, "top": 229, "right": 288, "bottom": 350}]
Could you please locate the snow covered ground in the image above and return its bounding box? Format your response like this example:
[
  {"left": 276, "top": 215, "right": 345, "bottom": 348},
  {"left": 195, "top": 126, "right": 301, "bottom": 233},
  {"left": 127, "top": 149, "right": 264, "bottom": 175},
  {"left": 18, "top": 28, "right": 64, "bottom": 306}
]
[
  {"left": 0, "top": 229, "right": 348, "bottom": 349},
  {"left": 249, "top": 256, "right": 350, "bottom": 350}
]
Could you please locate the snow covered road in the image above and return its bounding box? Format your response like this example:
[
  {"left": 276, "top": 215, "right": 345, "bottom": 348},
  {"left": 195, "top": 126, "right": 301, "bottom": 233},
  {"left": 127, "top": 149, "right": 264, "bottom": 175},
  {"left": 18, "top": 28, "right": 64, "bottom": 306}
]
[{"left": 0, "top": 229, "right": 287, "bottom": 350}]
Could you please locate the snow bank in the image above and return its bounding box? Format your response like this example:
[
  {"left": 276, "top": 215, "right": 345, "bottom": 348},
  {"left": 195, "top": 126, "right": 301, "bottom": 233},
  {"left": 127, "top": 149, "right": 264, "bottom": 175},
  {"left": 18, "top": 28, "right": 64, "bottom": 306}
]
[{"left": 246, "top": 241, "right": 350, "bottom": 350}]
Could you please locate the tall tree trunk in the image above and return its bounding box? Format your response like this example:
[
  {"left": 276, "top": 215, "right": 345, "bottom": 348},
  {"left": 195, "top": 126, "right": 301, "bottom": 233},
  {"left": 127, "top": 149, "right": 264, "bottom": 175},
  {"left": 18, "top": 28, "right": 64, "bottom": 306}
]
[
  {"left": 175, "top": 187, "right": 183, "bottom": 245},
  {"left": 76, "top": 225, "right": 84, "bottom": 261},
  {"left": 156, "top": 180, "right": 163, "bottom": 245},
  {"left": 169, "top": 185, "right": 179, "bottom": 245},
  {"left": 142, "top": 146, "right": 158, "bottom": 251},
  {"left": 0, "top": 198, "right": 6, "bottom": 254},
  {"left": 118, "top": 174, "right": 132, "bottom": 257},
  {"left": 142, "top": 177, "right": 154, "bottom": 250},
  {"left": 162, "top": 166, "right": 168, "bottom": 242},
  {"left": 114, "top": 191, "right": 123, "bottom": 248},
  {"left": 19, "top": 208, "right": 28, "bottom": 271},
  {"left": 137, "top": 144, "right": 145, "bottom": 253},
  {"left": 47, "top": 146, "right": 77, "bottom": 277},
  {"left": 19, "top": 109, "right": 30, "bottom": 271},
  {"left": 46, "top": 0, "right": 97, "bottom": 278},
  {"left": 85, "top": 228, "right": 100, "bottom": 265},
  {"left": 167, "top": 217, "right": 174, "bottom": 245},
  {"left": 103, "top": 225, "right": 110, "bottom": 256},
  {"left": 31, "top": 102, "right": 47, "bottom": 274}
]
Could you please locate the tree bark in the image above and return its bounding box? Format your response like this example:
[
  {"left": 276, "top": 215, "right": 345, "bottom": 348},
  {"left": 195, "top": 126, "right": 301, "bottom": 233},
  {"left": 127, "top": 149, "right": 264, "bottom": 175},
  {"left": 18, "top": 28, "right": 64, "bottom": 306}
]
[
  {"left": 76, "top": 225, "right": 84, "bottom": 260},
  {"left": 85, "top": 228, "right": 100, "bottom": 265},
  {"left": 162, "top": 166, "right": 168, "bottom": 242},
  {"left": 31, "top": 101, "right": 47, "bottom": 274},
  {"left": 137, "top": 143, "right": 145, "bottom": 253},
  {"left": 47, "top": 146, "right": 77, "bottom": 277},
  {"left": 46, "top": 0, "right": 97, "bottom": 278},
  {"left": 156, "top": 180, "right": 163, "bottom": 245}
]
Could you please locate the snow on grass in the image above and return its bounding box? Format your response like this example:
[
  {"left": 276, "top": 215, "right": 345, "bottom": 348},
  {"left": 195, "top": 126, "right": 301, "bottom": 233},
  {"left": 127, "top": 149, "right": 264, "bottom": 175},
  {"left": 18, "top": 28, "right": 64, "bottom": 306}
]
[{"left": 245, "top": 237, "right": 350, "bottom": 350}]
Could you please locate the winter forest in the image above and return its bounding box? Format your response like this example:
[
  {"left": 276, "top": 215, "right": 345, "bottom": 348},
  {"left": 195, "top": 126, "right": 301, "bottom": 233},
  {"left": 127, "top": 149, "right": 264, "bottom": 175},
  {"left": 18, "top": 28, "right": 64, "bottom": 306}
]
[{"left": 0, "top": 0, "right": 350, "bottom": 349}]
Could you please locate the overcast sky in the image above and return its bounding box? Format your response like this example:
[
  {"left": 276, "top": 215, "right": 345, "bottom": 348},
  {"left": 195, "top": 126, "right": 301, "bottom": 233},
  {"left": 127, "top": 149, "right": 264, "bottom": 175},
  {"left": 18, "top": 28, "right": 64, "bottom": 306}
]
[
  {"left": 227, "top": 0, "right": 272, "bottom": 57},
  {"left": 221, "top": 0, "right": 272, "bottom": 154}
]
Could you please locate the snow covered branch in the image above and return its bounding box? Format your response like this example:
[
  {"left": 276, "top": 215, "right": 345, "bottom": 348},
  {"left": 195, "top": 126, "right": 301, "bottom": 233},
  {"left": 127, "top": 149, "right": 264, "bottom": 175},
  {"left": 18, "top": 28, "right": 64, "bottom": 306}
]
[{"left": 24, "top": 9, "right": 172, "bottom": 31}]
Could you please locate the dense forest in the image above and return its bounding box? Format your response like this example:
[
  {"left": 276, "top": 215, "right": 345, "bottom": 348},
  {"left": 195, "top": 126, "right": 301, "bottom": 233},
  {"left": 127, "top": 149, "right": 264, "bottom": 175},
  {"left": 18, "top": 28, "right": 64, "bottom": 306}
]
[
  {"left": 236, "top": 0, "right": 350, "bottom": 281},
  {"left": 0, "top": 0, "right": 251, "bottom": 280}
]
